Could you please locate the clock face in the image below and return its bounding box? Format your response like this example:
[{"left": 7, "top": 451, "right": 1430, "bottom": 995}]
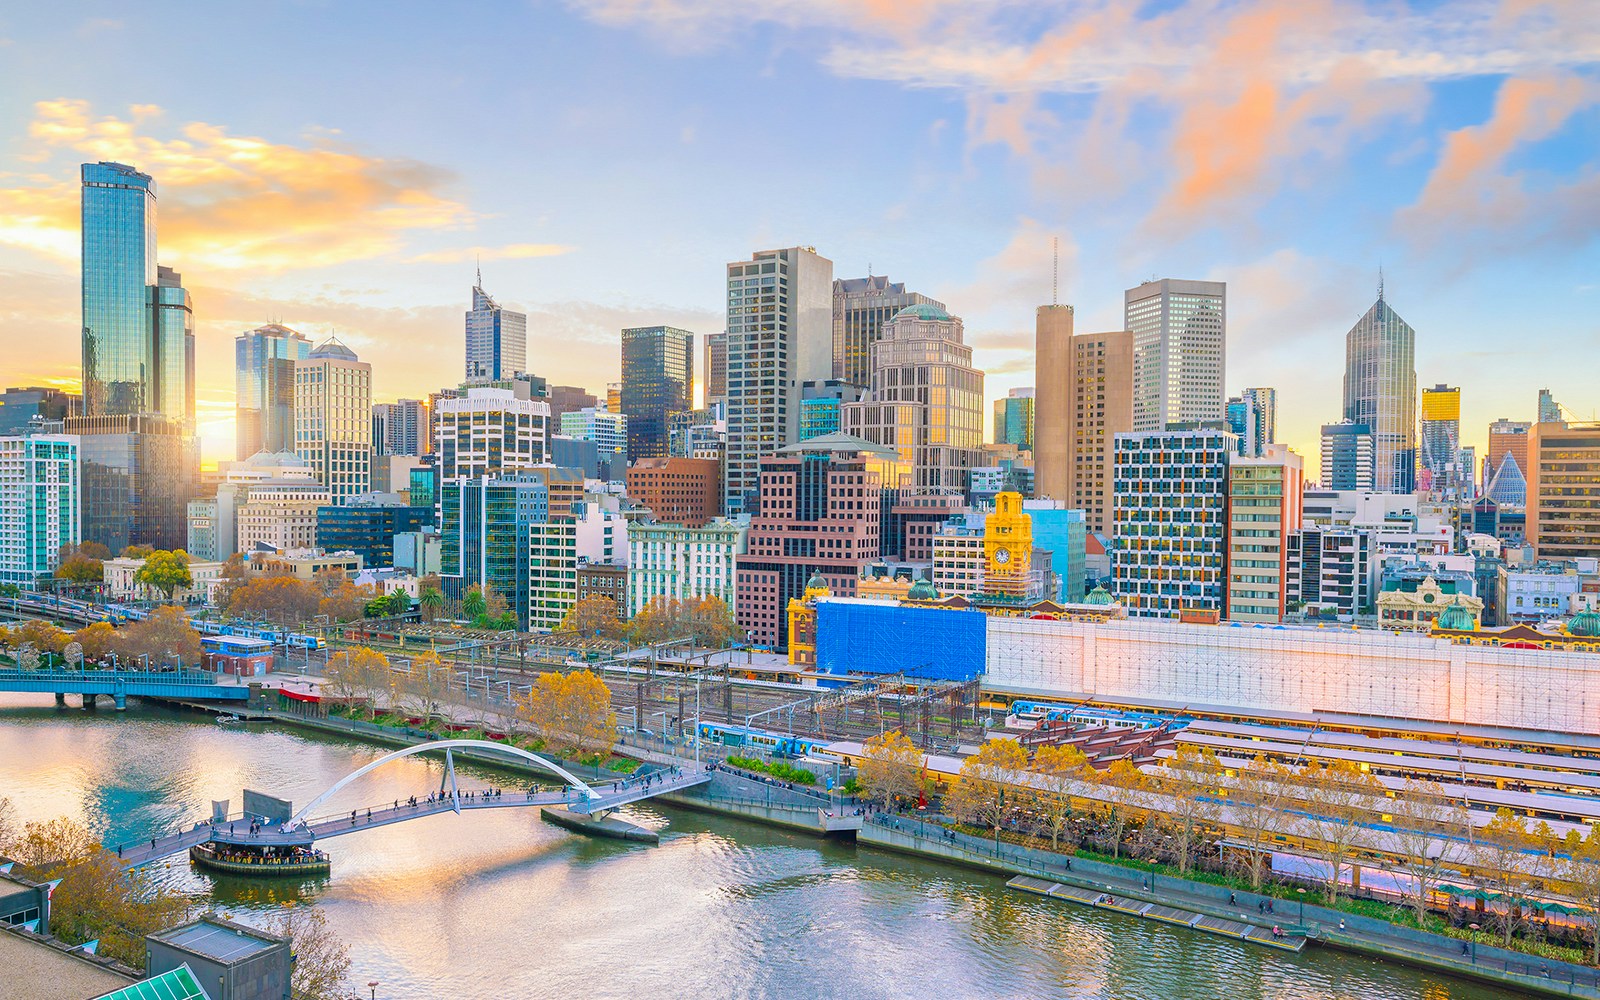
[{"left": 995, "top": 548, "right": 1011, "bottom": 565}]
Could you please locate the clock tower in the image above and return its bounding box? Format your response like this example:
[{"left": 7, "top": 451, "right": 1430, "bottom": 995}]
[{"left": 984, "top": 491, "right": 1033, "bottom": 597}]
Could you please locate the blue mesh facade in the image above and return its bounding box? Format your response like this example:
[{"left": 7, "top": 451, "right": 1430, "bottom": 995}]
[{"left": 816, "top": 600, "right": 986, "bottom": 681}]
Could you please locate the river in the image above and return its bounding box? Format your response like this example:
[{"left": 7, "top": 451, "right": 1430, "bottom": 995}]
[{"left": 0, "top": 695, "right": 1526, "bottom": 999}]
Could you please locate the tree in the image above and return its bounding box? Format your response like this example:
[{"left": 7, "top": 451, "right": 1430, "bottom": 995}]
[
  {"left": 13, "top": 620, "right": 70, "bottom": 658},
  {"left": 1559, "top": 825, "right": 1600, "bottom": 965},
  {"left": 114, "top": 606, "right": 203, "bottom": 667},
  {"left": 1097, "top": 758, "right": 1148, "bottom": 859},
  {"left": 857, "top": 730, "right": 927, "bottom": 810},
  {"left": 320, "top": 580, "right": 376, "bottom": 623},
  {"left": 1473, "top": 808, "right": 1539, "bottom": 948},
  {"left": 461, "top": 586, "right": 488, "bottom": 622},
  {"left": 228, "top": 576, "right": 320, "bottom": 623},
  {"left": 72, "top": 622, "right": 119, "bottom": 665},
  {"left": 55, "top": 553, "right": 105, "bottom": 583},
  {"left": 133, "top": 549, "right": 192, "bottom": 602},
  {"left": 561, "top": 596, "right": 625, "bottom": 638},
  {"left": 395, "top": 652, "right": 452, "bottom": 723},
  {"left": 1298, "top": 759, "right": 1387, "bottom": 908},
  {"left": 213, "top": 553, "right": 248, "bottom": 610},
  {"left": 516, "top": 673, "right": 564, "bottom": 747},
  {"left": 953, "top": 739, "right": 1030, "bottom": 835},
  {"left": 419, "top": 575, "right": 444, "bottom": 623},
  {"left": 1154, "top": 744, "right": 1223, "bottom": 875},
  {"left": 265, "top": 904, "right": 353, "bottom": 1000},
  {"left": 1227, "top": 758, "right": 1294, "bottom": 890},
  {"left": 119, "top": 544, "right": 154, "bottom": 559},
  {"left": 564, "top": 670, "right": 617, "bottom": 758},
  {"left": 1028, "top": 744, "right": 1091, "bottom": 851},
  {"left": 325, "top": 647, "right": 391, "bottom": 717},
  {"left": 1390, "top": 777, "right": 1472, "bottom": 926},
  {"left": 687, "top": 596, "right": 740, "bottom": 649}
]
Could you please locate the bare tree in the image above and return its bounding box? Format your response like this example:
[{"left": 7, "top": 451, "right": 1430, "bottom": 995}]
[
  {"left": 1299, "top": 759, "right": 1387, "bottom": 907},
  {"left": 1227, "top": 758, "right": 1294, "bottom": 890},
  {"left": 1155, "top": 743, "right": 1223, "bottom": 875},
  {"left": 1389, "top": 776, "right": 1472, "bottom": 926}
]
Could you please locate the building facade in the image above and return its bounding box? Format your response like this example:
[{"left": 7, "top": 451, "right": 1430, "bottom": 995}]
[
  {"left": 315, "top": 498, "right": 433, "bottom": 569},
  {"left": 620, "top": 325, "right": 693, "bottom": 461},
  {"left": 293, "top": 338, "right": 372, "bottom": 504},
  {"left": 235, "top": 323, "right": 310, "bottom": 460},
  {"left": 1125, "top": 279, "right": 1226, "bottom": 433},
  {"left": 436, "top": 387, "right": 551, "bottom": 481},
  {"left": 373, "top": 398, "right": 429, "bottom": 457},
  {"left": 994, "top": 388, "right": 1035, "bottom": 451},
  {"left": 724, "top": 246, "right": 835, "bottom": 515},
  {"left": 1529, "top": 421, "right": 1600, "bottom": 561},
  {"left": 831, "top": 275, "right": 943, "bottom": 388},
  {"left": 1420, "top": 383, "right": 1464, "bottom": 496},
  {"left": 440, "top": 474, "right": 550, "bottom": 630},
  {"left": 465, "top": 281, "right": 527, "bottom": 381},
  {"left": 1320, "top": 421, "right": 1375, "bottom": 490},
  {"left": 1343, "top": 288, "right": 1417, "bottom": 493},
  {"left": 0, "top": 428, "right": 79, "bottom": 587},
  {"left": 1225, "top": 445, "right": 1304, "bottom": 622},
  {"left": 1226, "top": 387, "right": 1277, "bottom": 457},
  {"left": 558, "top": 407, "right": 626, "bottom": 469},
  {"left": 1112, "top": 428, "right": 1234, "bottom": 617},
  {"left": 627, "top": 518, "right": 748, "bottom": 616},
  {"left": 625, "top": 457, "right": 720, "bottom": 527},
  {"left": 703, "top": 332, "right": 728, "bottom": 406},
  {"left": 236, "top": 484, "right": 331, "bottom": 553}
]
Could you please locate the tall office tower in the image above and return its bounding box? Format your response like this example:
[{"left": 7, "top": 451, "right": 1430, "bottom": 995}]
[
  {"left": 994, "top": 388, "right": 1035, "bottom": 451},
  {"left": 606, "top": 382, "right": 622, "bottom": 414},
  {"left": 1320, "top": 421, "right": 1374, "bottom": 490},
  {"left": 831, "top": 275, "right": 943, "bottom": 387},
  {"left": 464, "top": 279, "right": 527, "bottom": 380},
  {"left": 0, "top": 424, "right": 80, "bottom": 587},
  {"left": 1538, "top": 389, "right": 1565, "bottom": 425},
  {"left": 1225, "top": 445, "right": 1304, "bottom": 623},
  {"left": 1112, "top": 428, "right": 1235, "bottom": 617},
  {"left": 1125, "top": 278, "right": 1226, "bottom": 433},
  {"left": 620, "top": 325, "right": 694, "bottom": 461},
  {"left": 840, "top": 304, "right": 983, "bottom": 491},
  {"left": 440, "top": 473, "right": 550, "bottom": 631},
  {"left": 724, "top": 246, "right": 835, "bottom": 514},
  {"left": 73, "top": 161, "right": 196, "bottom": 551},
  {"left": 294, "top": 338, "right": 373, "bottom": 504},
  {"left": 1243, "top": 388, "right": 1276, "bottom": 447},
  {"left": 1342, "top": 285, "right": 1417, "bottom": 493},
  {"left": 1035, "top": 305, "right": 1133, "bottom": 537},
  {"left": 1529, "top": 421, "right": 1600, "bottom": 561},
  {"left": 435, "top": 387, "right": 551, "bottom": 481},
  {"left": 372, "top": 398, "right": 428, "bottom": 456},
  {"left": 1419, "top": 384, "right": 1463, "bottom": 496},
  {"left": 1486, "top": 418, "right": 1531, "bottom": 495},
  {"left": 235, "top": 323, "right": 311, "bottom": 459},
  {"left": 1033, "top": 305, "right": 1075, "bottom": 502},
  {"left": 703, "top": 332, "right": 728, "bottom": 406}
]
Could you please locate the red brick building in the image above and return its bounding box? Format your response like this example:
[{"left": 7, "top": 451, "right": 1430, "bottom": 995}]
[{"left": 626, "top": 457, "right": 720, "bottom": 527}]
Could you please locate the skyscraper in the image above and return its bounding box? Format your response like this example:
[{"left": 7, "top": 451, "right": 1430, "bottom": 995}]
[
  {"left": 1125, "top": 278, "right": 1226, "bottom": 433},
  {"left": 1320, "top": 421, "right": 1374, "bottom": 490},
  {"left": 840, "top": 304, "right": 983, "bottom": 491},
  {"left": 1226, "top": 387, "right": 1277, "bottom": 457},
  {"left": 73, "top": 161, "right": 195, "bottom": 551},
  {"left": 294, "top": 338, "right": 372, "bottom": 504},
  {"left": 994, "top": 388, "right": 1035, "bottom": 451},
  {"left": 464, "top": 280, "right": 527, "bottom": 381},
  {"left": 1034, "top": 304, "right": 1134, "bottom": 537},
  {"left": 1033, "top": 305, "right": 1075, "bottom": 502},
  {"left": 1112, "top": 428, "right": 1234, "bottom": 617},
  {"left": 236, "top": 323, "right": 311, "bottom": 459},
  {"left": 1539, "top": 389, "right": 1565, "bottom": 425},
  {"left": 831, "top": 275, "right": 943, "bottom": 388},
  {"left": 620, "top": 325, "right": 693, "bottom": 461},
  {"left": 724, "top": 246, "right": 834, "bottom": 514},
  {"left": 1528, "top": 421, "right": 1600, "bottom": 561},
  {"left": 703, "top": 332, "right": 728, "bottom": 406},
  {"left": 1486, "top": 418, "right": 1531, "bottom": 496},
  {"left": 372, "top": 398, "right": 429, "bottom": 456},
  {"left": 1342, "top": 286, "right": 1417, "bottom": 493},
  {"left": 0, "top": 423, "right": 79, "bottom": 587},
  {"left": 1419, "top": 383, "right": 1463, "bottom": 496},
  {"left": 1225, "top": 445, "right": 1303, "bottom": 623},
  {"left": 435, "top": 387, "right": 551, "bottom": 481}
]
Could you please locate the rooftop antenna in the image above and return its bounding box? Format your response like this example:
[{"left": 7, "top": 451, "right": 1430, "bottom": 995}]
[
  {"left": 867, "top": 261, "right": 873, "bottom": 277},
  {"left": 1051, "top": 236, "right": 1058, "bottom": 306},
  {"left": 1377, "top": 264, "right": 1385, "bottom": 303},
  {"left": 476, "top": 256, "right": 482, "bottom": 289}
]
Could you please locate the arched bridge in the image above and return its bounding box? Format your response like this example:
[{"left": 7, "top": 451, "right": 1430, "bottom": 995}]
[{"left": 116, "top": 740, "right": 709, "bottom": 868}]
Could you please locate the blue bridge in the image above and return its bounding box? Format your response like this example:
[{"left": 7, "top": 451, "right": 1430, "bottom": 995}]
[{"left": 0, "top": 669, "right": 249, "bottom": 709}]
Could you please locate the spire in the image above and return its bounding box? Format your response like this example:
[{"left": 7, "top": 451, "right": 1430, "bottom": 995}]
[
  {"left": 1051, "top": 236, "right": 1059, "bottom": 306},
  {"left": 475, "top": 256, "right": 482, "bottom": 290},
  {"left": 1377, "top": 264, "right": 1385, "bottom": 303}
]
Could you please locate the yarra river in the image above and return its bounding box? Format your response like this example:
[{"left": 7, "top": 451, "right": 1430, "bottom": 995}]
[{"left": 0, "top": 696, "right": 1528, "bottom": 1000}]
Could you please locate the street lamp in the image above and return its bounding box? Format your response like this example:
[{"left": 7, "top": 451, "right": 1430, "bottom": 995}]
[{"left": 368, "top": 981, "right": 379, "bottom": 1000}]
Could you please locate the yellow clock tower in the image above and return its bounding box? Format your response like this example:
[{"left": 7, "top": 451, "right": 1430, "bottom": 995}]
[{"left": 984, "top": 491, "right": 1033, "bottom": 597}]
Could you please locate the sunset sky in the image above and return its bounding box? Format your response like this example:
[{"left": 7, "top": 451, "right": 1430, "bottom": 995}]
[{"left": 1, "top": 1, "right": 1596, "bottom": 471}]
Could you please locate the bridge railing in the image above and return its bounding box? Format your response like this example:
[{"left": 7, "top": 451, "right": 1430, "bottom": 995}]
[{"left": 0, "top": 668, "right": 236, "bottom": 686}]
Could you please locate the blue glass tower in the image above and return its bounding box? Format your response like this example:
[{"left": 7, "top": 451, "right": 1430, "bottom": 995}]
[
  {"left": 235, "top": 323, "right": 311, "bottom": 459},
  {"left": 81, "top": 162, "right": 158, "bottom": 416}
]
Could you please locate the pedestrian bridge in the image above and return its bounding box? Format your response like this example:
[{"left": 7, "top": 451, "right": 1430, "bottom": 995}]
[
  {"left": 117, "top": 739, "right": 708, "bottom": 869},
  {"left": 0, "top": 669, "right": 249, "bottom": 708}
]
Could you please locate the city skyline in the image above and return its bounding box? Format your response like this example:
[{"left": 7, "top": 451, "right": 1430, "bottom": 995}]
[{"left": 0, "top": 3, "right": 1594, "bottom": 474}]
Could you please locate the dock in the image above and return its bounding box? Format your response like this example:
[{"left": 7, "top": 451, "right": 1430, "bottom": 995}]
[{"left": 1007, "top": 875, "right": 1305, "bottom": 953}]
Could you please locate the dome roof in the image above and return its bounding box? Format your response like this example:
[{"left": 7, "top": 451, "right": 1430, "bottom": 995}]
[
  {"left": 1436, "top": 599, "right": 1478, "bottom": 632},
  {"left": 907, "top": 579, "right": 939, "bottom": 601},
  {"left": 240, "top": 450, "right": 312, "bottom": 470},
  {"left": 1083, "top": 585, "right": 1114, "bottom": 606},
  {"left": 309, "top": 336, "right": 358, "bottom": 361},
  {"left": 891, "top": 303, "right": 951, "bottom": 322},
  {"left": 1569, "top": 609, "right": 1600, "bottom": 638},
  {"left": 805, "top": 572, "right": 829, "bottom": 592}
]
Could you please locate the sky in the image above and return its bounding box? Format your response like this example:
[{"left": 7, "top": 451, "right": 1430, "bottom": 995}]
[{"left": 0, "top": 1, "right": 1596, "bottom": 474}]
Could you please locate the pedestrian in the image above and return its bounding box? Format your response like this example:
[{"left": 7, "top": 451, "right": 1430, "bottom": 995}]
[
  {"left": 117, "top": 845, "right": 122, "bottom": 857},
  {"left": 1229, "top": 892, "right": 1236, "bottom": 906},
  {"left": 1338, "top": 920, "right": 1345, "bottom": 931}
]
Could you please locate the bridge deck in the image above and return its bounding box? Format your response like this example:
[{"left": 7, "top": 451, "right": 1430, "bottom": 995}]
[
  {"left": 0, "top": 669, "right": 248, "bottom": 702},
  {"left": 117, "top": 769, "right": 710, "bottom": 868}
]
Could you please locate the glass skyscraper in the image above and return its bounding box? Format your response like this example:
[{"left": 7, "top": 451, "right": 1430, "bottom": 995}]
[
  {"left": 620, "top": 325, "right": 693, "bottom": 461},
  {"left": 465, "top": 281, "right": 527, "bottom": 381},
  {"left": 831, "top": 275, "right": 942, "bottom": 388},
  {"left": 236, "top": 323, "right": 311, "bottom": 459},
  {"left": 1342, "top": 288, "right": 1417, "bottom": 493},
  {"left": 81, "top": 162, "right": 158, "bottom": 417}
]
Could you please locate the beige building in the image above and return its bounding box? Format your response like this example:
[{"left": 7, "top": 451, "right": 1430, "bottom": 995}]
[
  {"left": 1377, "top": 575, "right": 1484, "bottom": 632},
  {"left": 1225, "top": 445, "right": 1304, "bottom": 623},
  {"left": 294, "top": 338, "right": 372, "bottom": 503},
  {"left": 1530, "top": 421, "right": 1600, "bottom": 561},
  {"left": 104, "top": 556, "right": 224, "bottom": 603},
  {"left": 435, "top": 386, "right": 550, "bottom": 480},
  {"left": 235, "top": 484, "right": 329, "bottom": 553},
  {"left": 931, "top": 515, "right": 986, "bottom": 598},
  {"left": 246, "top": 549, "right": 362, "bottom": 582},
  {"left": 1034, "top": 304, "right": 1133, "bottom": 536}
]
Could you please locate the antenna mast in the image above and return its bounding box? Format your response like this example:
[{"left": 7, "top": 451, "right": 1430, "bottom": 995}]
[{"left": 1051, "top": 237, "right": 1058, "bottom": 306}]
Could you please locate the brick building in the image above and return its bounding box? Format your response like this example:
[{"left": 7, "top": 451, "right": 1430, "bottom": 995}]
[{"left": 625, "top": 457, "right": 720, "bottom": 527}]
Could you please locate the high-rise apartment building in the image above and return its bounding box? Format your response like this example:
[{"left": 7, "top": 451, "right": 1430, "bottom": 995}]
[
  {"left": 831, "top": 275, "right": 943, "bottom": 388},
  {"left": 465, "top": 280, "right": 527, "bottom": 381},
  {"left": 1125, "top": 279, "right": 1226, "bottom": 433},
  {"left": 1226, "top": 387, "right": 1277, "bottom": 457},
  {"left": 1320, "top": 421, "right": 1375, "bottom": 490},
  {"left": 1343, "top": 287, "right": 1417, "bottom": 493},
  {"left": 994, "top": 388, "right": 1035, "bottom": 451},
  {"left": 294, "top": 338, "right": 372, "bottom": 504},
  {"left": 620, "top": 325, "right": 693, "bottom": 461},
  {"left": 1528, "top": 421, "right": 1600, "bottom": 561},
  {"left": 1486, "top": 418, "right": 1532, "bottom": 501},
  {"left": 0, "top": 425, "right": 79, "bottom": 587},
  {"left": 1112, "top": 428, "right": 1234, "bottom": 617},
  {"left": 840, "top": 304, "right": 983, "bottom": 491},
  {"left": 435, "top": 387, "right": 551, "bottom": 481},
  {"left": 724, "top": 246, "right": 835, "bottom": 514},
  {"left": 1034, "top": 304, "right": 1134, "bottom": 537},
  {"left": 1420, "top": 384, "right": 1463, "bottom": 496},
  {"left": 74, "top": 161, "right": 196, "bottom": 551},
  {"left": 372, "top": 398, "right": 429, "bottom": 457},
  {"left": 1225, "top": 445, "right": 1304, "bottom": 622},
  {"left": 703, "top": 332, "right": 728, "bottom": 406},
  {"left": 236, "top": 324, "right": 311, "bottom": 459}
]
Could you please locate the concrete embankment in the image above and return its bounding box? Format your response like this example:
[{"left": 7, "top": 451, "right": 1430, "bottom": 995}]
[{"left": 539, "top": 808, "right": 658, "bottom": 844}]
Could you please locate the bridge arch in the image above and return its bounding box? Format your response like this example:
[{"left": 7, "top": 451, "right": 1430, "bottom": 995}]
[{"left": 285, "top": 739, "right": 600, "bottom": 830}]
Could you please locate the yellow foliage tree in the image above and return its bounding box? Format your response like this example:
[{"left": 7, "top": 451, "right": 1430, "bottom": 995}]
[
  {"left": 560, "top": 596, "right": 625, "bottom": 638},
  {"left": 71, "top": 622, "right": 119, "bottom": 665},
  {"left": 953, "top": 738, "right": 1030, "bottom": 835},
  {"left": 1031, "top": 744, "right": 1092, "bottom": 851},
  {"left": 857, "top": 730, "right": 926, "bottom": 810}
]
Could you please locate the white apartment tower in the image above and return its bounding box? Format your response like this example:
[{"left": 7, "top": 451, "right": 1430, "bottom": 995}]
[
  {"left": 724, "top": 246, "right": 835, "bottom": 515},
  {"left": 0, "top": 426, "right": 80, "bottom": 586},
  {"left": 294, "top": 338, "right": 372, "bottom": 504},
  {"left": 1126, "top": 279, "right": 1227, "bottom": 432},
  {"left": 434, "top": 387, "right": 550, "bottom": 481}
]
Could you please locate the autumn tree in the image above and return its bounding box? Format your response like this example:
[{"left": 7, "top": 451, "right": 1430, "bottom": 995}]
[
  {"left": 133, "top": 549, "right": 192, "bottom": 602},
  {"left": 1298, "top": 759, "right": 1387, "bottom": 908},
  {"left": 564, "top": 670, "right": 617, "bottom": 758},
  {"left": 12, "top": 620, "right": 70, "bottom": 659},
  {"left": 953, "top": 738, "right": 1030, "bottom": 835},
  {"left": 395, "top": 651, "right": 452, "bottom": 723},
  {"left": 71, "top": 622, "right": 119, "bottom": 665},
  {"left": 114, "top": 606, "right": 203, "bottom": 667},
  {"left": 685, "top": 596, "right": 740, "bottom": 648},
  {"left": 319, "top": 580, "right": 376, "bottom": 623},
  {"left": 1559, "top": 825, "right": 1600, "bottom": 965},
  {"left": 325, "top": 647, "right": 391, "bottom": 717},
  {"left": 1390, "top": 777, "right": 1473, "bottom": 926},
  {"left": 1227, "top": 758, "right": 1294, "bottom": 890},
  {"left": 265, "top": 904, "right": 353, "bottom": 1000},
  {"left": 1472, "top": 808, "right": 1543, "bottom": 947},
  {"left": 517, "top": 673, "right": 563, "bottom": 747},
  {"left": 1154, "top": 744, "right": 1223, "bottom": 875},
  {"left": 1030, "top": 744, "right": 1092, "bottom": 851},
  {"left": 561, "top": 596, "right": 625, "bottom": 638},
  {"left": 1097, "top": 758, "right": 1149, "bottom": 859},
  {"left": 120, "top": 544, "right": 154, "bottom": 559},
  {"left": 55, "top": 543, "right": 106, "bottom": 584},
  {"left": 228, "top": 576, "right": 321, "bottom": 623},
  {"left": 857, "top": 730, "right": 927, "bottom": 810}
]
